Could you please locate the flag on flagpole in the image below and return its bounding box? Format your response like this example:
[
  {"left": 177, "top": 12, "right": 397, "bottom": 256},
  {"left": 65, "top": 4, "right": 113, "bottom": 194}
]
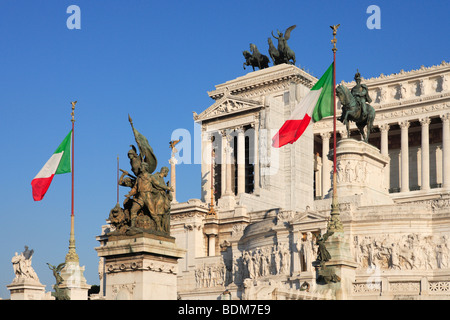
[
  {"left": 272, "top": 63, "right": 334, "bottom": 148},
  {"left": 31, "top": 130, "right": 72, "bottom": 201}
]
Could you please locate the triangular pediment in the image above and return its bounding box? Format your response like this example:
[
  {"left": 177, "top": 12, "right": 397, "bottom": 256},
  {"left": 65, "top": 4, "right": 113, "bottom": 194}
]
[
  {"left": 292, "top": 211, "right": 327, "bottom": 224},
  {"left": 193, "top": 95, "right": 261, "bottom": 122}
]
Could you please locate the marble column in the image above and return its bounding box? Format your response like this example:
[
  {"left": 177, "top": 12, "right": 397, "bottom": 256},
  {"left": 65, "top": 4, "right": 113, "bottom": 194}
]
[
  {"left": 202, "top": 131, "right": 213, "bottom": 203},
  {"left": 169, "top": 156, "right": 178, "bottom": 203},
  {"left": 224, "top": 134, "right": 234, "bottom": 196},
  {"left": 379, "top": 124, "right": 390, "bottom": 156},
  {"left": 220, "top": 130, "right": 227, "bottom": 197},
  {"left": 380, "top": 124, "right": 390, "bottom": 192},
  {"left": 236, "top": 127, "right": 246, "bottom": 195},
  {"left": 441, "top": 114, "right": 450, "bottom": 189},
  {"left": 399, "top": 120, "right": 410, "bottom": 193},
  {"left": 208, "top": 235, "right": 216, "bottom": 256},
  {"left": 321, "top": 132, "right": 331, "bottom": 197},
  {"left": 253, "top": 115, "right": 260, "bottom": 194},
  {"left": 420, "top": 117, "right": 431, "bottom": 191}
]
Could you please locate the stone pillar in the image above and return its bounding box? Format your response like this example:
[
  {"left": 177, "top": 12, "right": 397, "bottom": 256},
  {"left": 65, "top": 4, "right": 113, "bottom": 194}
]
[
  {"left": 224, "top": 134, "right": 234, "bottom": 196},
  {"left": 321, "top": 132, "right": 331, "bottom": 197},
  {"left": 204, "top": 218, "right": 219, "bottom": 257},
  {"left": 169, "top": 156, "right": 178, "bottom": 203},
  {"left": 220, "top": 130, "right": 227, "bottom": 197},
  {"left": 7, "top": 280, "right": 47, "bottom": 300},
  {"left": 237, "top": 127, "right": 246, "bottom": 195},
  {"left": 442, "top": 114, "right": 450, "bottom": 189},
  {"left": 420, "top": 117, "right": 431, "bottom": 191},
  {"left": 380, "top": 124, "right": 390, "bottom": 192},
  {"left": 399, "top": 120, "right": 410, "bottom": 192},
  {"left": 95, "top": 234, "right": 186, "bottom": 300},
  {"left": 253, "top": 115, "right": 260, "bottom": 194},
  {"left": 201, "top": 129, "right": 212, "bottom": 203}
]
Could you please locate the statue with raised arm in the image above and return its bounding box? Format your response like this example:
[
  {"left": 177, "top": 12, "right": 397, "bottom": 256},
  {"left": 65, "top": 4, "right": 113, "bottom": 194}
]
[
  {"left": 271, "top": 25, "right": 296, "bottom": 65},
  {"left": 47, "top": 262, "right": 69, "bottom": 300},
  {"left": 11, "top": 246, "right": 40, "bottom": 283},
  {"left": 108, "top": 115, "right": 173, "bottom": 236}
]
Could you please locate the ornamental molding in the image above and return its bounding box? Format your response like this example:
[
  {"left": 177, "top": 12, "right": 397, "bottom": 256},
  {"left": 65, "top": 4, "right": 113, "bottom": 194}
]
[
  {"left": 194, "top": 95, "right": 261, "bottom": 122},
  {"left": 106, "top": 259, "right": 177, "bottom": 274},
  {"left": 208, "top": 64, "right": 317, "bottom": 100},
  {"left": 342, "top": 61, "right": 450, "bottom": 87}
]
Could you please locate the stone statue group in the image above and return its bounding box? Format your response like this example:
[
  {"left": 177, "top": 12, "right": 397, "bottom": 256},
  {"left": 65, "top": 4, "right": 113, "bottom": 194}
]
[
  {"left": 11, "top": 246, "right": 39, "bottom": 283},
  {"left": 108, "top": 116, "right": 173, "bottom": 236},
  {"left": 243, "top": 25, "right": 297, "bottom": 71}
]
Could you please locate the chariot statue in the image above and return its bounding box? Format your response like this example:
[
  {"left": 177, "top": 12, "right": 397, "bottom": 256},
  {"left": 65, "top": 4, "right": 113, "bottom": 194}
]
[
  {"left": 270, "top": 25, "right": 296, "bottom": 65},
  {"left": 243, "top": 43, "right": 270, "bottom": 71}
]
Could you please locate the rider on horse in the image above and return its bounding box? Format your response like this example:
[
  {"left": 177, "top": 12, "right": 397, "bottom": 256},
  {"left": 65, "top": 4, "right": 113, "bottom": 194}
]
[{"left": 351, "top": 70, "right": 372, "bottom": 118}]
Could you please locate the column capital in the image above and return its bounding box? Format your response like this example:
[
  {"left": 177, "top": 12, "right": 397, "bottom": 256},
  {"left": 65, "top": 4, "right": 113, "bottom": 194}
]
[
  {"left": 169, "top": 157, "right": 178, "bottom": 165},
  {"left": 399, "top": 120, "right": 410, "bottom": 129},
  {"left": 235, "top": 126, "right": 245, "bottom": 135},
  {"left": 320, "top": 131, "right": 331, "bottom": 140},
  {"left": 441, "top": 113, "right": 450, "bottom": 122},
  {"left": 379, "top": 123, "right": 390, "bottom": 132},
  {"left": 419, "top": 117, "right": 431, "bottom": 126}
]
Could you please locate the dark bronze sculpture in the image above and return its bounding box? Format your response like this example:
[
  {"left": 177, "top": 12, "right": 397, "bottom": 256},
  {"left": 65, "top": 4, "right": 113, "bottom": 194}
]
[
  {"left": 243, "top": 43, "right": 270, "bottom": 71},
  {"left": 242, "top": 25, "right": 297, "bottom": 70},
  {"left": 336, "top": 71, "right": 375, "bottom": 143},
  {"left": 108, "top": 115, "right": 173, "bottom": 236},
  {"left": 314, "top": 231, "right": 341, "bottom": 284},
  {"left": 47, "top": 262, "right": 69, "bottom": 300},
  {"left": 270, "top": 25, "right": 296, "bottom": 65}
]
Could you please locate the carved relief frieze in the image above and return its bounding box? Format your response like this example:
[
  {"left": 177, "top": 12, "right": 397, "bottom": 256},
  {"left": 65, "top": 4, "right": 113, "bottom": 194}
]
[
  {"left": 106, "top": 258, "right": 177, "bottom": 274},
  {"left": 353, "top": 233, "right": 450, "bottom": 271}
]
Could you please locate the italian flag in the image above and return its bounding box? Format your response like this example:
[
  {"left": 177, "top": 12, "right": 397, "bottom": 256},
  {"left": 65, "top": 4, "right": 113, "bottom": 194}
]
[
  {"left": 31, "top": 130, "right": 72, "bottom": 201},
  {"left": 272, "top": 63, "right": 334, "bottom": 148}
]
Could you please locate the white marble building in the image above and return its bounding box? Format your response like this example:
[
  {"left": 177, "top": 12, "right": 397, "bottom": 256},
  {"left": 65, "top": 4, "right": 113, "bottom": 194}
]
[
  {"left": 169, "top": 61, "right": 450, "bottom": 300},
  {"left": 97, "top": 61, "right": 450, "bottom": 300}
]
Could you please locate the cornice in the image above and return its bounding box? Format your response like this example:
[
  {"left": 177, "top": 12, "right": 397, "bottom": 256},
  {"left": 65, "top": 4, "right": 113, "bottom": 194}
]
[
  {"left": 208, "top": 64, "right": 317, "bottom": 100},
  {"left": 341, "top": 60, "right": 450, "bottom": 87}
]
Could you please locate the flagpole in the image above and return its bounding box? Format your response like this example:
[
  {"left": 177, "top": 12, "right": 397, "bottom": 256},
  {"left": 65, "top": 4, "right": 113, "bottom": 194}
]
[
  {"left": 329, "top": 25, "right": 343, "bottom": 233},
  {"left": 66, "top": 101, "right": 79, "bottom": 263},
  {"left": 117, "top": 155, "right": 120, "bottom": 204}
]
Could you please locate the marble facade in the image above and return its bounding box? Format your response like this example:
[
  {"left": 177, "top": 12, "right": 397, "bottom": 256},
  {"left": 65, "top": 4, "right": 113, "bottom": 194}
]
[{"left": 94, "top": 61, "right": 450, "bottom": 300}]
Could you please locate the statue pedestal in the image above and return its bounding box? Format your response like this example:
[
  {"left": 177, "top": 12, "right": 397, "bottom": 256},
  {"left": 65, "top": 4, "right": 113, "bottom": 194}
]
[
  {"left": 332, "top": 138, "right": 392, "bottom": 206},
  {"left": 323, "top": 232, "right": 358, "bottom": 300},
  {"left": 95, "top": 232, "right": 186, "bottom": 300},
  {"left": 58, "top": 261, "right": 90, "bottom": 300},
  {"left": 7, "top": 278, "right": 47, "bottom": 300}
]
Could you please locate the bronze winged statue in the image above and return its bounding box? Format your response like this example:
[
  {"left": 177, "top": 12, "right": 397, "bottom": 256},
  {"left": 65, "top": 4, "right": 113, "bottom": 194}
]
[{"left": 271, "top": 25, "right": 296, "bottom": 65}]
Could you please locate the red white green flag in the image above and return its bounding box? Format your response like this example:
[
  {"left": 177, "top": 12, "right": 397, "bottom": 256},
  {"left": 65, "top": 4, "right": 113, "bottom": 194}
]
[
  {"left": 31, "top": 130, "right": 72, "bottom": 201},
  {"left": 272, "top": 63, "right": 334, "bottom": 148}
]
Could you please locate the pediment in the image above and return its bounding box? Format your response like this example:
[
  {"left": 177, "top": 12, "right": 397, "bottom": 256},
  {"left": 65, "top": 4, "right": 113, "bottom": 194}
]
[
  {"left": 292, "top": 211, "right": 327, "bottom": 224},
  {"left": 193, "top": 95, "right": 261, "bottom": 122}
]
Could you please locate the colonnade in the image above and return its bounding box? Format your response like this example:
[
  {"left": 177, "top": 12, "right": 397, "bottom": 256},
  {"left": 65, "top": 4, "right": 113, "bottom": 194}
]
[{"left": 317, "top": 113, "right": 450, "bottom": 196}]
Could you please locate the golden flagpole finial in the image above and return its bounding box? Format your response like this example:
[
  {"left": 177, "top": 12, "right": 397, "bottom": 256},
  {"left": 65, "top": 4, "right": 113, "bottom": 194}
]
[
  {"left": 330, "top": 24, "right": 340, "bottom": 53},
  {"left": 71, "top": 101, "right": 77, "bottom": 123}
]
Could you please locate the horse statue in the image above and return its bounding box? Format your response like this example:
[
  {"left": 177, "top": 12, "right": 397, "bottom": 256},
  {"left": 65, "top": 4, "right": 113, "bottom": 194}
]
[
  {"left": 336, "top": 84, "right": 375, "bottom": 143},
  {"left": 268, "top": 38, "right": 283, "bottom": 65},
  {"left": 242, "top": 43, "right": 269, "bottom": 71}
]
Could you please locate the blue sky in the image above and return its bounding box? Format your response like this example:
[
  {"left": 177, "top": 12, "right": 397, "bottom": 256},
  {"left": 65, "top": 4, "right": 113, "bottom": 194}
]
[{"left": 0, "top": 0, "right": 448, "bottom": 298}]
